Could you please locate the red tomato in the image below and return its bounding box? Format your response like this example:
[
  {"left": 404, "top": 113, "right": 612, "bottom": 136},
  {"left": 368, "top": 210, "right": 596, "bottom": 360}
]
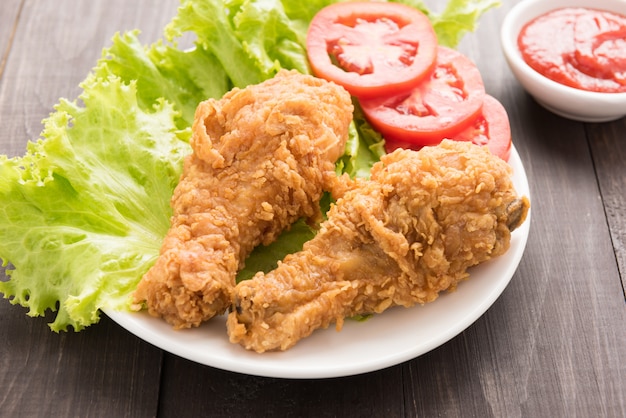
[
  {"left": 306, "top": 2, "right": 438, "bottom": 99},
  {"left": 360, "top": 46, "right": 486, "bottom": 146},
  {"left": 454, "top": 95, "right": 512, "bottom": 161},
  {"left": 385, "top": 95, "right": 512, "bottom": 161}
]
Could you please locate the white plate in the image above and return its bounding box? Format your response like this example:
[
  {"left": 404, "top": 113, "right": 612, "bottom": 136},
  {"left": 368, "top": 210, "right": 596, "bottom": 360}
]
[{"left": 104, "top": 145, "right": 531, "bottom": 379}]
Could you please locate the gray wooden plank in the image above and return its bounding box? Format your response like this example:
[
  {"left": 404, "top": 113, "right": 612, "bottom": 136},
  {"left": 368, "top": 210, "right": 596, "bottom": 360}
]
[
  {"left": 159, "top": 355, "right": 406, "bottom": 418},
  {"left": 0, "top": 307, "right": 163, "bottom": 417},
  {"left": 0, "top": 0, "right": 23, "bottom": 78},
  {"left": 588, "top": 119, "right": 626, "bottom": 296}
]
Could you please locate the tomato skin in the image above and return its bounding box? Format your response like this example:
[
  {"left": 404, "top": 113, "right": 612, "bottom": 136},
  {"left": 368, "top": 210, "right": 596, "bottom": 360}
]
[
  {"left": 384, "top": 95, "right": 512, "bottom": 161},
  {"left": 360, "top": 46, "right": 485, "bottom": 146},
  {"left": 306, "top": 2, "right": 438, "bottom": 99},
  {"left": 453, "top": 95, "right": 511, "bottom": 161}
]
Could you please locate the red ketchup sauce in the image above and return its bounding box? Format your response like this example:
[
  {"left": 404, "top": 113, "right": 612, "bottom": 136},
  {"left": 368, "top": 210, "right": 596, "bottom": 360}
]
[{"left": 518, "top": 7, "right": 626, "bottom": 93}]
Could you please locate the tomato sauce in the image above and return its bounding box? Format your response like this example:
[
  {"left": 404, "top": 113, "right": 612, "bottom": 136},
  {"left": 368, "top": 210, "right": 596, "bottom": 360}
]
[{"left": 518, "top": 7, "right": 626, "bottom": 93}]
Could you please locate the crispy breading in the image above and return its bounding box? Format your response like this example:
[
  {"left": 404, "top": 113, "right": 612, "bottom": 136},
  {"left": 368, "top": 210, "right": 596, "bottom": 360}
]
[
  {"left": 132, "top": 70, "right": 353, "bottom": 328},
  {"left": 227, "top": 140, "right": 530, "bottom": 352}
]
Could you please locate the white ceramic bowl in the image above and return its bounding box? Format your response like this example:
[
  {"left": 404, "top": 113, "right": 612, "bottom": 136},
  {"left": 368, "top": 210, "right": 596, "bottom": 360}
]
[{"left": 501, "top": 0, "right": 626, "bottom": 122}]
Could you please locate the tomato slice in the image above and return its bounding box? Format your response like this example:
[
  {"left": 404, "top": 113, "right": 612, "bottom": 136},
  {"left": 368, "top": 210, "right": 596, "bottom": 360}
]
[
  {"left": 360, "top": 46, "right": 486, "bottom": 146},
  {"left": 384, "top": 95, "right": 512, "bottom": 161},
  {"left": 306, "top": 2, "right": 438, "bottom": 99},
  {"left": 453, "top": 95, "right": 512, "bottom": 161}
]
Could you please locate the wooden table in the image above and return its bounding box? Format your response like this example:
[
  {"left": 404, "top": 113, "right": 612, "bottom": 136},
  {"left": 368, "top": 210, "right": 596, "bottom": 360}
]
[{"left": 1, "top": 1, "right": 624, "bottom": 416}]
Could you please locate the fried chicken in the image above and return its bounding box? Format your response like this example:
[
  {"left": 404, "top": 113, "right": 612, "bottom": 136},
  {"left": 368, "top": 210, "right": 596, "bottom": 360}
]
[
  {"left": 227, "top": 140, "right": 530, "bottom": 352},
  {"left": 132, "top": 70, "right": 353, "bottom": 328}
]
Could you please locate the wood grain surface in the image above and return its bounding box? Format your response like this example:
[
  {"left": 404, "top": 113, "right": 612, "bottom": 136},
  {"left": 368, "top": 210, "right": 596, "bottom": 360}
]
[{"left": 1, "top": 1, "right": 624, "bottom": 417}]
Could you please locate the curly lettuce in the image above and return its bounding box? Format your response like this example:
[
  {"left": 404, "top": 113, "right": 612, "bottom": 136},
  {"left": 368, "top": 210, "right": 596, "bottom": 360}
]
[{"left": 0, "top": 77, "right": 189, "bottom": 331}]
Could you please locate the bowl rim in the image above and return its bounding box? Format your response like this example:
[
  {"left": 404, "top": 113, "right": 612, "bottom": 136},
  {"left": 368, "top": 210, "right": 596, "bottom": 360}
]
[{"left": 500, "top": 0, "right": 626, "bottom": 102}]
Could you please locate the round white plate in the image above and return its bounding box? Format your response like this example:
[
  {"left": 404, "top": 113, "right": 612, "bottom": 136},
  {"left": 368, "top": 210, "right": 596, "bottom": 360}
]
[{"left": 105, "top": 145, "right": 531, "bottom": 379}]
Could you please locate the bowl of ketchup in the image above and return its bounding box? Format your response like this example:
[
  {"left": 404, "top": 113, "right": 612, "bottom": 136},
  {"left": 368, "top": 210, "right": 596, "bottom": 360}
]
[{"left": 501, "top": 0, "right": 626, "bottom": 122}]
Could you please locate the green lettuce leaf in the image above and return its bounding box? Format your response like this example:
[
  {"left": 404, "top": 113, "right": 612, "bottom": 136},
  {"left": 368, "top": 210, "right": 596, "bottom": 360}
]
[
  {"left": 0, "top": 76, "right": 189, "bottom": 331},
  {"left": 95, "top": 31, "right": 231, "bottom": 127},
  {"left": 236, "top": 218, "right": 317, "bottom": 283},
  {"left": 165, "top": 0, "right": 310, "bottom": 87},
  {"left": 336, "top": 101, "right": 386, "bottom": 180},
  {"left": 0, "top": 0, "right": 498, "bottom": 331}
]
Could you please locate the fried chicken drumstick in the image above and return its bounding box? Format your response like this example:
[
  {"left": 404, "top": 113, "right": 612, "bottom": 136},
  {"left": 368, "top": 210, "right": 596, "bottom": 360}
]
[
  {"left": 132, "top": 70, "right": 353, "bottom": 328},
  {"left": 227, "top": 140, "right": 530, "bottom": 352}
]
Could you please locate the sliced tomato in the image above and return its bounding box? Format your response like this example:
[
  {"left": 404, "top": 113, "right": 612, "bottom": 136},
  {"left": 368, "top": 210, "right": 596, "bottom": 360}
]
[
  {"left": 306, "top": 2, "right": 438, "bottom": 99},
  {"left": 384, "top": 95, "right": 512, "bottom": 161},
  {"left": 360, "top": 46, "right": 486, "bottom": 146},
  {"left": 453, "top": 95, "right": 512, "bottom": 161}
]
